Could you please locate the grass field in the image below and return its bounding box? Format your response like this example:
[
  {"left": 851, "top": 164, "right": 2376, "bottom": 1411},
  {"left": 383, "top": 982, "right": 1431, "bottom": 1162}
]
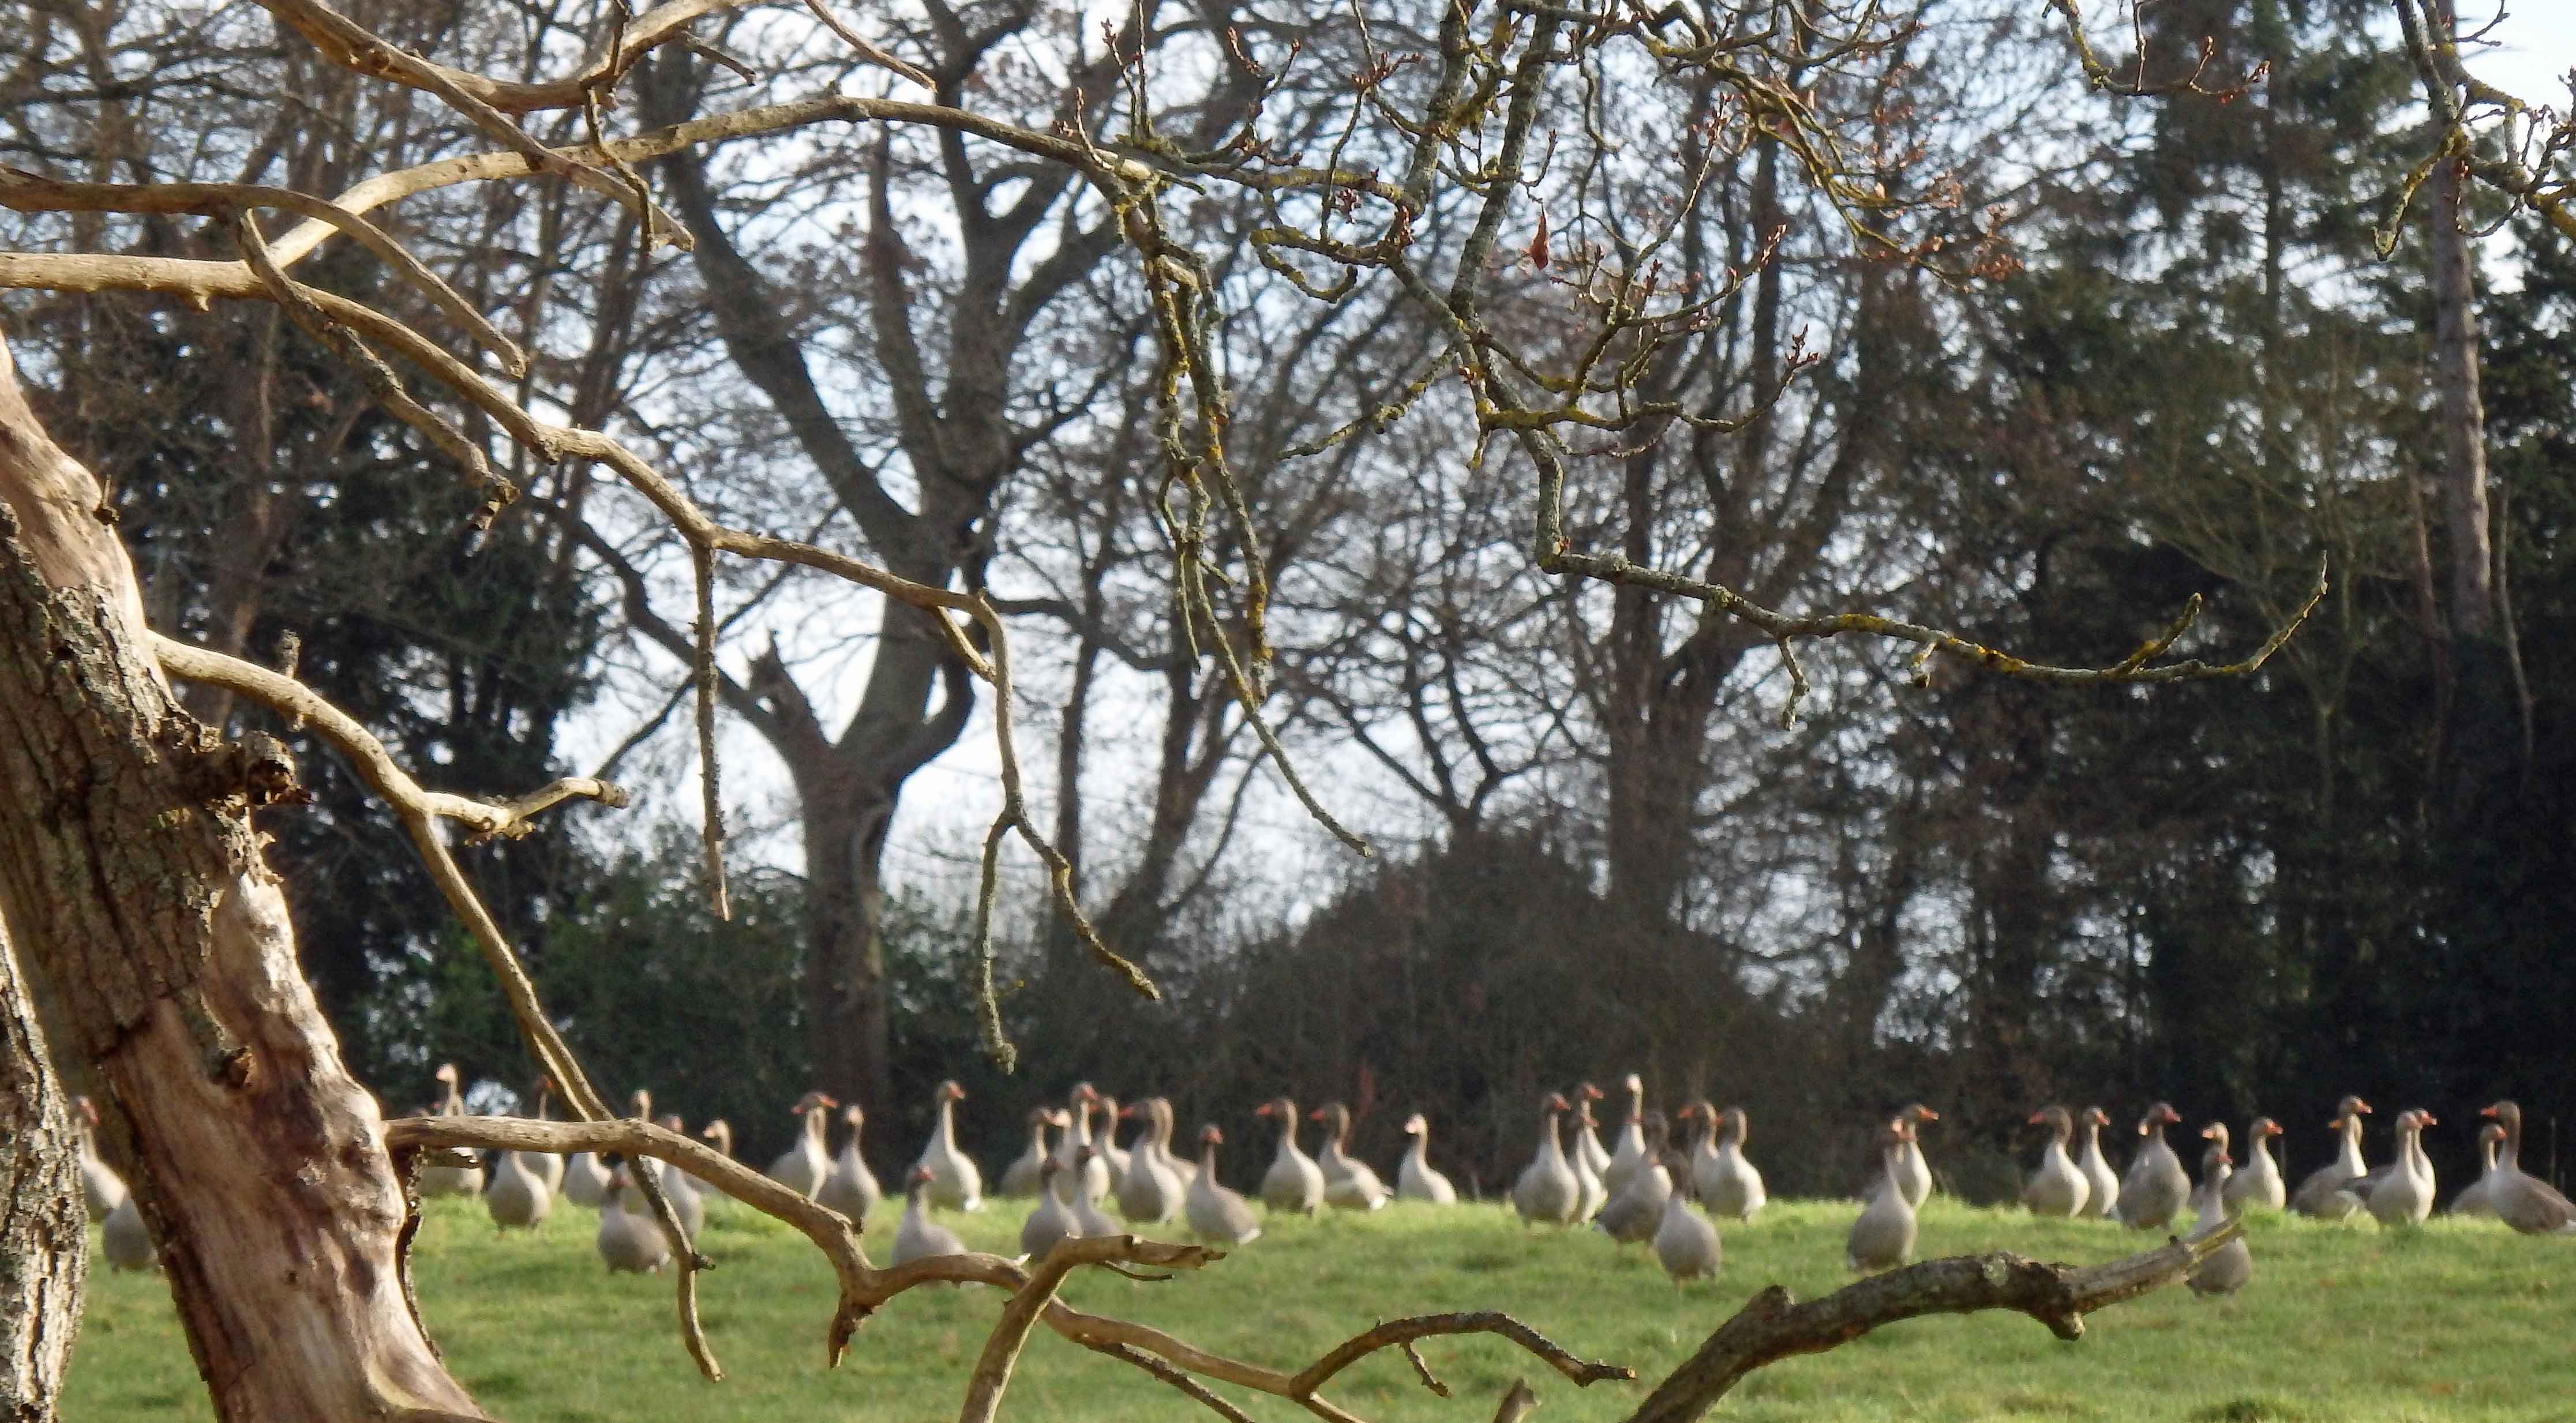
[{"left": 63, "top": 1194, "right": 2576, "bottom": 1422}]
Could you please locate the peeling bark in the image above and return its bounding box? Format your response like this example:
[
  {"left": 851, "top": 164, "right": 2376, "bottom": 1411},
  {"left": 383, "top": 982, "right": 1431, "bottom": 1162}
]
[
  {"left": 0, "top": 915, "right": 83, "bottom": 1423},
  {"left": 0, "top": 335, "right": 482, "bottom": 1422}
]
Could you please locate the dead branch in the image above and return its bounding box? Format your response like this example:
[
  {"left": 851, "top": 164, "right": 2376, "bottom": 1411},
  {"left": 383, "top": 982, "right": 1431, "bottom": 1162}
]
[{"left": 1620, "top": 1228, "right": 2241, "bottom": 1423}]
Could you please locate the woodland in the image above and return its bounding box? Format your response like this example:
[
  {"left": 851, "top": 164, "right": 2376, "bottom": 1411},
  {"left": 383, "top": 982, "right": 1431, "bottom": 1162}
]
[{"left": 0, "top": 0, "right": 2568, "bottom": 1418}]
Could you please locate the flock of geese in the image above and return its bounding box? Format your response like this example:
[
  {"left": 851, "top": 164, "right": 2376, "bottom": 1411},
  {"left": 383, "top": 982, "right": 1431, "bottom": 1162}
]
[{"left": 70, "top": 1067, "right": 2576, "bottom": 1297}]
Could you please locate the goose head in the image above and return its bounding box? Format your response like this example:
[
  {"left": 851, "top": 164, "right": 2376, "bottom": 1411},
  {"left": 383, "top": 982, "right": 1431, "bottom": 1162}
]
[
  {"left": 2136, "top": 1102, "right": 2179, "bottom": 1135},
  {"left": 1402, "top": 1112, "right": 1428, "bottom": 1136}
]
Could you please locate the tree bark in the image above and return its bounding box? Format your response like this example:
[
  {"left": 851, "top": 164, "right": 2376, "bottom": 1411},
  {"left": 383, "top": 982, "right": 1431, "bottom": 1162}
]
[
  {"left": 0, "top": 335, "right": 483, "bottom": 1422},
  {"left": 0, "top": 914, "right": 84, "bottom": 1423}
]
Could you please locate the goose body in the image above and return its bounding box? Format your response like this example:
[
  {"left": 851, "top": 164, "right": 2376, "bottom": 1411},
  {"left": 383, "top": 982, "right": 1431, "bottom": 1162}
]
[
  {"left": 1696, "top": 1106, "right": 1766, "bottom": 1221},
  {"left": 1255, "top": 1097, "right": 1325, "bottom": 1215},
  {"left": 652, "top": 1114, "right": 704, "bottom": 1242},
  {"left": 2075, "top": 1107, "right": 2120, "bottom": 1219},
  {"left": 1512, "top": 1094, "right": 1582, "bottom": 1226},
  {"left": 419, "top": 1064, "right": 486, "bottom": 1198},
  {"left": 2186, "top": 1141, "right": 2252, "bottom": 1297},
  {"left": 102, "top": 1193, "right": 154, "bottom": 1271},
  {"left": 1569, "top": 1099, "right": 1610, "bottom": 1219},
  {"left": 2290, "top": 1096, "right": 2373, "bottom": 1219},
  {"left": 1186, "top": 1126, "right": 1263, "bottom": 1244},
  {"left": 918, "top": 1080, "right": 984, "bottom": 1211},
  {"left": 597, "top": 1169, "right": 673, "bottom": 1274},
  {"left": 1048, "top": 1084, "right": 1111, "bottom": 1204},
  {"left": 1021, "top": 1158, "right": 1082, "bottom": 1259},
  {"left": 1313, "top": 1103, "right": 1391, "bottom": 1210},
  {"left": 2116, "top": 1102, "right": 2189, "bottom": 1229},
  {"left": 522, "top": 1080, "right": 565, "bottom": 1194},
  {"left": 819, "top": 1103, "right": 884, "bottom": 1224},
  {"left": 1092, "top": 1095, "right": 1134, "bottom": 1182},
  {"left": 74, "top": 1098, "right": 126, "bottom": 1223},
  {"left": 562, "top": 1148, "right": 611, "bottom": 1208},
  {"left": 1602, "top": 1075, "right": 1649, "bottom": 1200},
  {"left": 2021, "top": 1106, "right": 2090, "bottom": 1218},
  {"left": 2223, "top": 1117, "right": 2286, "bottom": 1211},
  {"left": 1653, "top": 1183, "right": 1722, "bottom": 1284},
  {"left": 1115, "top": 1099, "right": 1187, "bottom": 1224},
  {"left": 1847, "top": 1122, "right": 1918, "bottom": 1272},
  {"left": 1069, "top": 1148, "right": 1120, "bottom": 1238},
  {"left": 2480, "top": 1101, "right": 2576, "bottom": 1235},
  {"left": 999, "top": 1107, "right": 1058, "bottom": 1199},
  {"left": 1397, "top": 1114, "right": 1458, "bottom": 1204},
  {"left": 771, "top": 1090, "right": 838, "bottom": 1199},
  {"left": 1594, "top": 1146, "right": 1673, "bottom": 1245},
  {"left": 486, "top": 1145, "right": 552, "bottom": 1231},
  {"left": 2451, "top": 1122, "right": 2505, "bottom": 1218},
  {"left": 1889, "top": 1103, "right": 1938, "bottom": 1207},
  {"left": 2367, "top": 1109, "right": 2437, "bottom": 1226},
  {"left": 893, "top": 1167, "right": 970, "bottom": 1266}
]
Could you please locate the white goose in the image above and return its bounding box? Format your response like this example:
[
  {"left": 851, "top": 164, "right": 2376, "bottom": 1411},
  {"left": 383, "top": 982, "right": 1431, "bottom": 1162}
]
[
  {"left": 2223, "top": 1117, "right": 2286, "bottom": 1211},
  {"left": 1603, "top": 1074, "right": 1649, "bottom": 1200},
  {"left": 819, "top": 1103, "right": 884, "bottom": 1224},
  {"left": 1396, "top": 1113, "right": 1458, "bottom": 1204},
  {"left": 769, "top": 1090, "right": 837, "bottom": 1199},
  {"left": 74, "top": 1097, "right": 126, "bottom": 1223},
  {"left": 999, "top": 1106, "right": 1059, "bottom": 1199},
  {"left": 1254, "top": 1096, "right": 1325, "bottom": 1215},
  {"left": 1048, "top": 1084, "right": 1110, "bottom": 1205},
  {"left": 2021, "top": 1106, "right": 2090, "bottom": 1218},
  {"left": 418, "top": 1063, "right": 486, "bottom": 1198},
  {"left": 520, "top": 1078, "right": 565, "bottom": 1194},
  {"left": 1511, "top": 1092, "right": 1581, "bottom": 1226},
  {"left": 486, "top": 1142, "right": 552, "bottom": 1232},
  {"left": 1114, "top": 1099, "right": 1186, "bottom": 1224},
  {"left": 917, "top": 1079, "right": 983, "bottom": 1211},
  {"left": 893, "top": 1166, "right": 970, "bottom": 1266},
  {"left": 2075, "top": 1106, "right": 2119, "bottom": 1220},
  {"left": 1312, "top": 1102, "right": 1390, "bottom": 1210},
  {"left": 2367, "top": 1109, "right": 2437, "bottom": 1226}
]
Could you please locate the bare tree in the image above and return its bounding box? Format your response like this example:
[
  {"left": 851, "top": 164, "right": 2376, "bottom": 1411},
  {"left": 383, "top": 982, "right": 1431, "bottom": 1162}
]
[{"left": 0, "top": 0, "right": 2304, "bottom": 1416}]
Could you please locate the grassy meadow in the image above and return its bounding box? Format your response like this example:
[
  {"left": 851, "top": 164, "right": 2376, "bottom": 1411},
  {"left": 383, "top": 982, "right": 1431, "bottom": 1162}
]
[{"left": 65, "top": 1194, "right": 2576, "bottom": 1422}]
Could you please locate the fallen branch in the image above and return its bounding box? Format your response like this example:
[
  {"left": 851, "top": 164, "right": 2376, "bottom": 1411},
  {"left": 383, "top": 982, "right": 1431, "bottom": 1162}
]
[{"left": 1621, "top": 1227, "right": 2242, "bottom": 1423}]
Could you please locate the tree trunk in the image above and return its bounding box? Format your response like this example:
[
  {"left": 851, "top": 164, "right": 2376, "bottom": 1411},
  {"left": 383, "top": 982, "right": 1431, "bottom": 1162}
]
[
  {"left": 0, "top": 915, "right": 84, "bottom": 1423},
  {"left": 0, "top": 336, "right": 482, "bottom": 1422},
  {"left": 803, "top": 791, "right": 897, "bottom": 1124}
]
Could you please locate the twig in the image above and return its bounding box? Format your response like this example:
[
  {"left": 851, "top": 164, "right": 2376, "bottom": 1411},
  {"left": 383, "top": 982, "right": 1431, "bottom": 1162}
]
[{"left": 1620, "top": 1229, "right": 2241, "bottom": 1423}]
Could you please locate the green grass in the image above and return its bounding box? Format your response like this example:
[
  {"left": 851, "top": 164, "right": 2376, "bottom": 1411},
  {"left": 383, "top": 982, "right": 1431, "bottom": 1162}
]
[{"left": 63, "top": 1196, "right": 2576, "bottom": 1422}]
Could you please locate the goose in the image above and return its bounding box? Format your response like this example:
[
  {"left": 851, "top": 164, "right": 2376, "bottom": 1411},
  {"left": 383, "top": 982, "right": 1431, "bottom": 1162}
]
[
  {"left": 1653, "top": 1173, "right": 1722, "bottom": 1285},
  {"left": 1569, "top": 1097, "right": 1610, "bottom": 1219},
  {"left": 696, "top": 1119, "right": 737, "bottom": 1198},
  {"left": 521, "top": 1079, "right": 565, "bottom": 1194},
  {"left": 597, "top": 1166, "right": 673, "bottom": 1274},
  {"left": 1311, "top": 1103, "right": 1392, "bottom": 1210},
  {"left": 1888, "top": 1103, "right": 1939, "bottom": 1207},
  {"left": 2191, "top": 1122, "right": 2232, "bottom": 1233},
  {"left": 2223, "top": 1117, "right": 2286, "bottom": 1211},
  {"left": 1603, "top": 1074, "right": 1649, "bottom": 1199},
  {"left": 102, "top": 1192, "right": 155, "bottom": 1271},
  {"left": 419, "top": 1063, "right": 486, "bottom": 1198},
  {"left": 74, "top": 1097, "right": 126, "bottom": 1223},
  {"left": 654, "top": 1113, "right": 705, "bottom": 1242},
  {"left": 2075, "top": 1106, "right": 2120, "bottom": 1219},
  {"left": 1069, "top": 1147, "right": 1120, "bottom": 1238},
  {"left": 1397, "top": 1113, "right": 1459, "bottom": 1204},
  {"left": 486, "top": 1139, "right": 552, "bottom": 1232},
  {"left": 1049, "top": 1084, "right": 1111, "bottom": 1204},
  {"left": 1697, "top": 1105, "right": 1766, "bottom": 1222},
  {"left": 2021, "top": 1106, "right": 2090, "bottom": 1218},
  {"left": 1115, "top": 1099, "right": 1186, "bottom": 1223},
  {"left": 1593, "top": 1112, "right": 1674, "bottom": 1245},
  {"left": 1678, "top": 1102, "right": 1722, "bottom": 1204},
  {"left": 1184, "top": 1125, "right": 1262, "bottom": 1244},
  {"left": 2290, "top": 1097, "right": 2372, "bottom": 1219},
  {"left": 1511, "top": 1092, "right": 1582, "bottom": 1226},
  {"left": 1572, "top": 1083, "right": 1614, "bottom": 1181},
  {"left": 2116, "top": 1101, "right": 2190, "bottom": 1229},
  {"left": 562, "top": 1149, "right": 610, "bottom": 1208},
  {"left": 1847, "top": 1120, "right": 1918, "bottom": 1272},
  {"left": 2450, "top": 1122, "right": 2506, "bottom": 1218},
  {"left": 918, "top": 1080, "right": 984, "bottom": 1211},
  {"left": 1092, "top": 1093, "right": 1134, "bottom": 1182},
  {"left": 819, "top": 1103, "right": 884, "bottom": 1225},
  {"left": 892, "top": 1165, "right": 971, "bottom": 1266},
  {"left": 1254, "top": 1096, "right": 1325, "bottom": 1215},
  {"left": 999, "top": 1106, "right": 1059, "bottom": 1199},
  {"left": 2368, "top": 1109, "right": 2437, "bottom": 1226},
  {"left": 1021, "top": 1157, "right": 1082, "bottom": 1260},
  {"left": 2478, "top": 1101, "right": 2576, "bottom": 1235},
  {"left": 2185, "top": 1140, "right": 2252, "bottom": 1297},
  {"left": 770, "top": 1090, "right": 838, "bottom": 1199}
]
